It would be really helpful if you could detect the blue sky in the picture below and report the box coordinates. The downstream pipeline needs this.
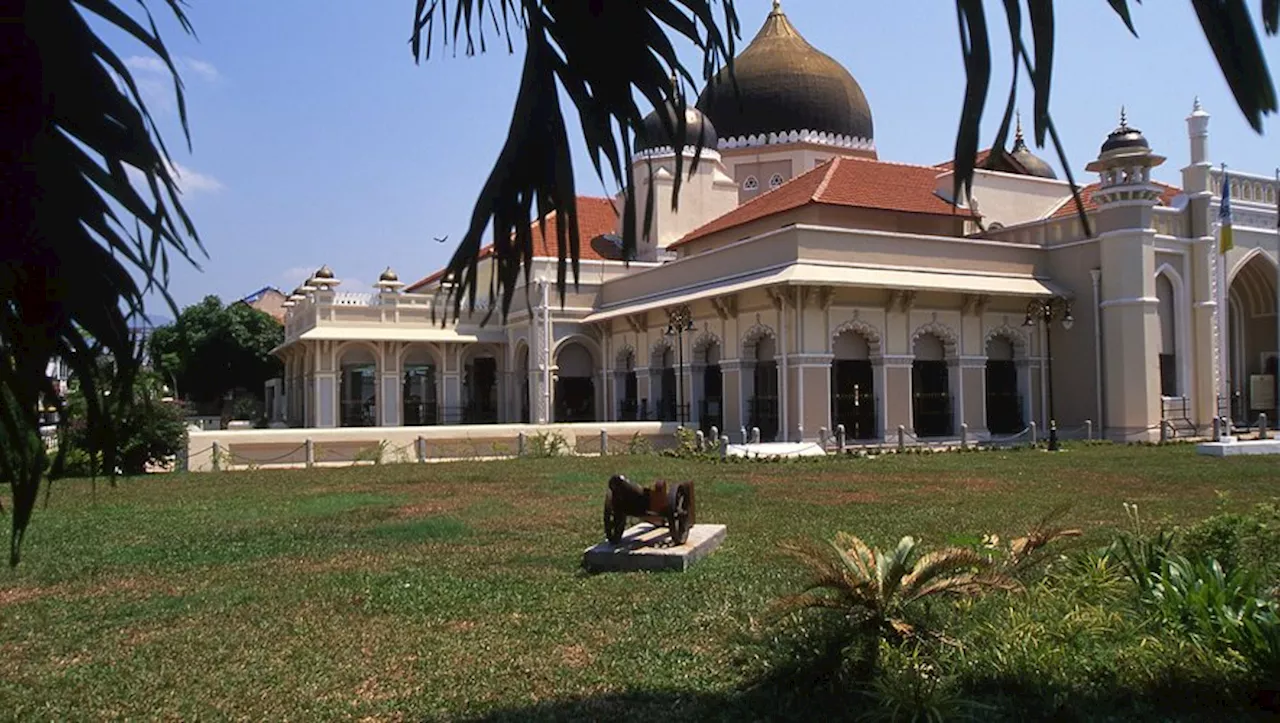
[109,0,1280,312]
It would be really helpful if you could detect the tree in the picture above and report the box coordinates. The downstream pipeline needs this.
[1,1,199,565]
[149,296,284,415]
[412,1,1277,322]
[62,362,188,477]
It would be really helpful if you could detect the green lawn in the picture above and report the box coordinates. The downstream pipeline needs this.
[1,444,1277,721]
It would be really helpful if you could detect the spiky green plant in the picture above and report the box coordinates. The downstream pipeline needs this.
[775,533,1020,643]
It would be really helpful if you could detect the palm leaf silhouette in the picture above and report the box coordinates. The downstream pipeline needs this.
[1,0,201,565]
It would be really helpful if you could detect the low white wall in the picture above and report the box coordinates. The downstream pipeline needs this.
[185,422,682,472]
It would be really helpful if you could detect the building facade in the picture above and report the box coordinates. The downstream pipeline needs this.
[272,3,1280,443]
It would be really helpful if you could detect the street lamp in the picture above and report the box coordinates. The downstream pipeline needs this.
[664,304,695,426]
[1024,296,1074,451]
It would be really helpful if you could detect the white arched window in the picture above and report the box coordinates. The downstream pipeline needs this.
[1156,274,1178,396]
[768,173,785,189]
[742,175,759,191]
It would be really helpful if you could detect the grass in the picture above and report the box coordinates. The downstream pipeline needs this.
[1,443,1278,720]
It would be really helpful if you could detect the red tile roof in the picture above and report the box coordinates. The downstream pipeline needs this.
[406,197,620,292]
[934,149,994,172]
[1048,181,1182,219]
[674,156,976,247]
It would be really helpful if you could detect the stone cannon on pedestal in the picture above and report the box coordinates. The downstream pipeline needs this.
[603,474,696,545]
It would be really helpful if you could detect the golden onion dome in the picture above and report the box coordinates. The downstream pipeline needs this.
[696,1,873,142]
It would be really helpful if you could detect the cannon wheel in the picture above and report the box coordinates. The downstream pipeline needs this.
[667,484,692,545]
[603,488,626,544]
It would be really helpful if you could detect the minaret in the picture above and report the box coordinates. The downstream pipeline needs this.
[1187,97,1210,166]
[1085,109,1166,440]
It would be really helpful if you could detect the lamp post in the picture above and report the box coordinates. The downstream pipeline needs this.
[665,304,695,426]
[1024,296,1074,451]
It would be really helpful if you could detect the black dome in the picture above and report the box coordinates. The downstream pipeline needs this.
[1007,118,1057,179]
[1100,109,1149,155]
[696,2,873,142]
[635,102,718,153]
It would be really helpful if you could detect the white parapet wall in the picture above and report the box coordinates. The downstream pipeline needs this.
[186,422,684,472]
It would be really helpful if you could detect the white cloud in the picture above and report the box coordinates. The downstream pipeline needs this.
[124,55,168,74]
[182,57,221,82]
[167,160,223,194]
[124,55,221,82]
[124,159,224,197]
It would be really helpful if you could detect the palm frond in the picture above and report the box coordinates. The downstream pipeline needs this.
[410,0,739,322]
[1006,505,1083,572]
[900,548,994,601]
[1,0,200,565]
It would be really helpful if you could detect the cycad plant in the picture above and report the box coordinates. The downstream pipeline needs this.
[775,533,1020,645]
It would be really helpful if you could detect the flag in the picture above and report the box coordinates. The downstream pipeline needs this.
[1219,167,1234,254]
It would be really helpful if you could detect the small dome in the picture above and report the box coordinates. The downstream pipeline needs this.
[314,264,335,279]
[1007,115,1057,179]
[1100,108,1149,155]
[696,1,873,142]
[635,101,718,153]
[379,267,399,283]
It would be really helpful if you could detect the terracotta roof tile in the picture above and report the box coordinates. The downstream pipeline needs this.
[1048,181,1182,219]
[675,156,975,247]
[934,149,994,172]
[406,197,620,292]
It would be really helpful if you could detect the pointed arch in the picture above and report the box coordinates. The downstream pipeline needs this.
[692,330,722,365]
[832,317,883,358]
[614,342,637,371]
[911,321,959,359]
[983,324,1029,359]
[741,323,777,358]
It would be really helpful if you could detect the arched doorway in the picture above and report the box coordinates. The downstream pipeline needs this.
[338,344,378,427]
[461,348,499,424]
[555,341,596,422]
[651,343,677,422]
[515,343,530,423]
[985,336,1022,434]
[1228,253,1279,421]
[1156,274,1179,398]
[693,336,723,434]
[615,347,638,421]
[745,329,779,442]
[402,345,440,426]
[832,328,877,439]
[912,334,952,437]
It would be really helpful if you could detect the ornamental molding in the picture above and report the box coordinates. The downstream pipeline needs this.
[717,128,876,152]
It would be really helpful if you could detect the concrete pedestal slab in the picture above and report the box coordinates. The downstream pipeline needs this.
[582,523,726,573]
[1196,439,1280,457]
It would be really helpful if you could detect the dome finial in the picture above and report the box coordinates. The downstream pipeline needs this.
[1119,105,1128,129]
[771,0,782,14]
[1015,110,1024,144]
[1193,96,1202,112]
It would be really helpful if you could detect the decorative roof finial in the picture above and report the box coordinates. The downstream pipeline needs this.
[772,0,782,13]
[1119,106,1128,129]
[1193,96,1202,112]
[1015,110,1024,143]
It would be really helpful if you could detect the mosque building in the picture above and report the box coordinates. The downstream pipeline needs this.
[272,1,1280,444]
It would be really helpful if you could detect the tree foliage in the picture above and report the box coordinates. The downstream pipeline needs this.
[149,296,284,413]
[62,363,188,477]
[411,1,1278,321]
[1,0,200,565]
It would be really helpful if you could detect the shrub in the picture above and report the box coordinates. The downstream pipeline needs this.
[527,430,568,458]
[61,367,188,477]
[1181,503,1280,589]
